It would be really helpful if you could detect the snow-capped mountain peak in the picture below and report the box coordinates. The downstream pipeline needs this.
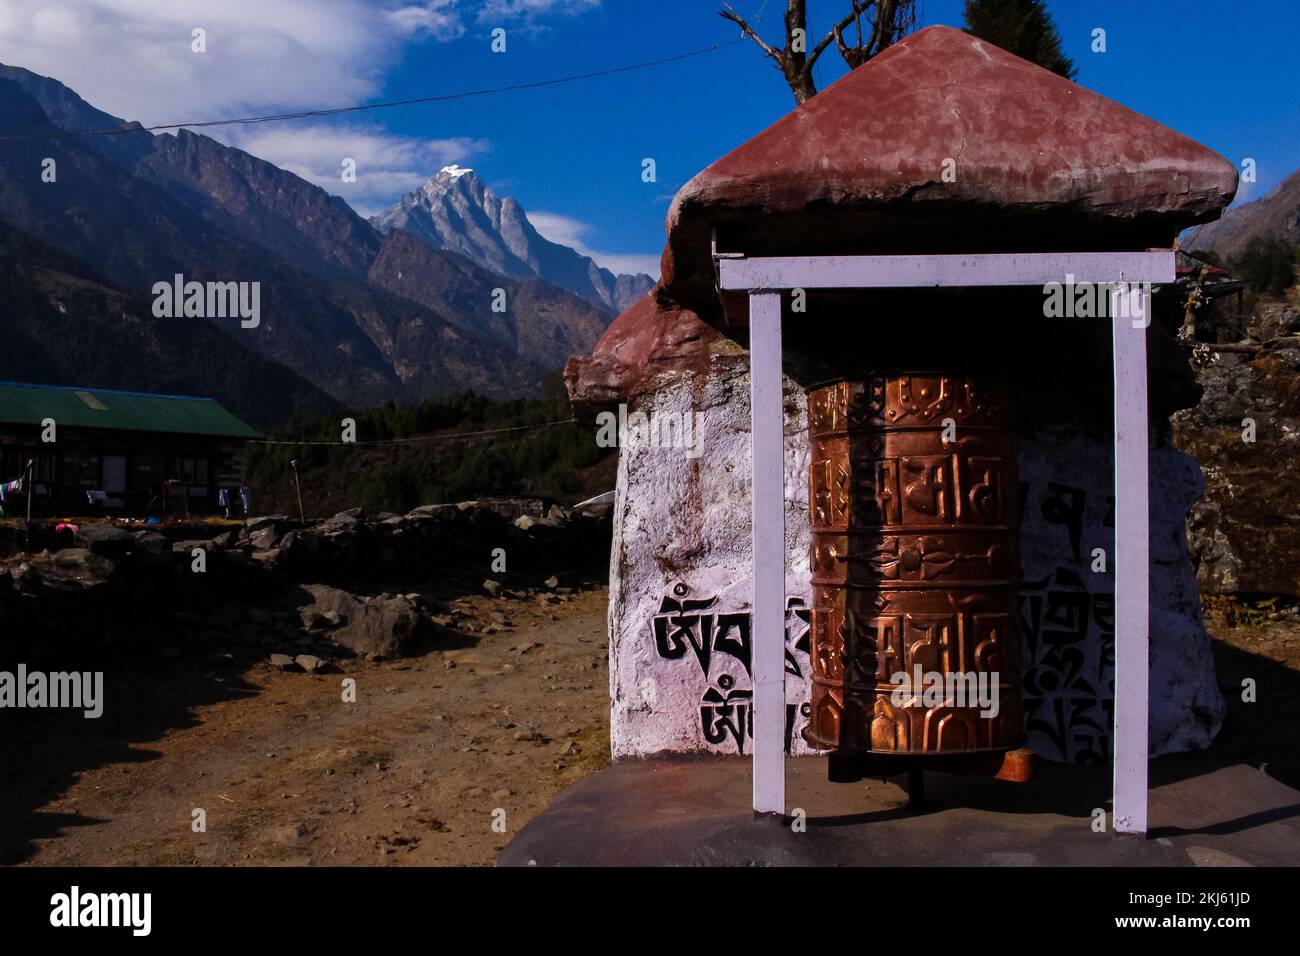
[374,170,653,314]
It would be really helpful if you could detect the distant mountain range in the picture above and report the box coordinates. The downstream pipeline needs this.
[0,63,637,422]
[373,165,652,314]
[1185,167,1300,258]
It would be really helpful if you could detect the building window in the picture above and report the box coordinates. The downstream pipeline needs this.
[0,448,23,481]
[167,457,209,484]
[0,449,52,482]
[101,455,127,494]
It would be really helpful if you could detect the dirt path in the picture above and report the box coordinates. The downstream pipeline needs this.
[10,589,610,867]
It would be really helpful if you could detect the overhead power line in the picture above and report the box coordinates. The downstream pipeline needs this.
[0,38,745,143]
[247,417,579,447]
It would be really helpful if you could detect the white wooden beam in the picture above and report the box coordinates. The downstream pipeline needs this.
[1112,289,1150,835]
[718,251,1174,290]
[748,291,786,817]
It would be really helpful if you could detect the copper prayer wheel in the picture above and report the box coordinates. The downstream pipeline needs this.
[804,373,1025,765]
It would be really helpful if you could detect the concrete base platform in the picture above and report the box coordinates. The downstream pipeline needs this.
[499,754,1300,866]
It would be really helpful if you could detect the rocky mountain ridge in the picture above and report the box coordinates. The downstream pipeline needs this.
[373,165,653,314]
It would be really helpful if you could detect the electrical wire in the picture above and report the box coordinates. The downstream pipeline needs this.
[247,417,579,447]
[0,38,745,142]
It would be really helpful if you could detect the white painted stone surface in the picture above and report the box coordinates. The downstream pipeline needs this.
[607,367,1226,763]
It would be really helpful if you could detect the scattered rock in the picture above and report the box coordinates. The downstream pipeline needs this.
[269,653,298,671]
[264,822,310,846]
[295,654,326,673]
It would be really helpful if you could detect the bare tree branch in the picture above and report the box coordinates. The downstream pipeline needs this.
[720,3,784,65]
[810,0,872,66]
[721,1,915,105]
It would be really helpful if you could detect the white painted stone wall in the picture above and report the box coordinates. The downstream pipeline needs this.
[607,366,1225,763]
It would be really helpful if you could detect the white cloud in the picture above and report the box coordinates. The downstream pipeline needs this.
[221,124,488,218]
[0,1,605,127]
[385,1,464,40]
[476,0,602,22]
[529,211,659,278]
[0,1,499,126]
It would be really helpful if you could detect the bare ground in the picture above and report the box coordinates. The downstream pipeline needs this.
[5,589,1297,867]
[4,588,610,867]
[1205,612,1300,791]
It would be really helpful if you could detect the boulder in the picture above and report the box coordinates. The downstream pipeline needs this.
[131,531,170,555]
[12,562,41,591]
[74,523,133,557]
[250,548,284,571]
[172,539,214,554]
[250,526,280,549]
[297,584,430,659]
[246,515,289,533]
[53,547,116,578]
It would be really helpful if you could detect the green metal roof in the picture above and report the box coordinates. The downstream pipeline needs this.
[0,382,259,438]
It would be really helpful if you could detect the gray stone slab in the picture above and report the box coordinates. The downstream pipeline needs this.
[499,754,1300,867]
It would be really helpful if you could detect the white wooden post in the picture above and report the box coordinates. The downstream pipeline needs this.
[1112,285,1150,835]
[749,291,786,817]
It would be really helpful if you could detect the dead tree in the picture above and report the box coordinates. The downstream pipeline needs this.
[721,1,916,105]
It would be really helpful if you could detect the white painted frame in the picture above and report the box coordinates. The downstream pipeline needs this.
[718,251,1173,835]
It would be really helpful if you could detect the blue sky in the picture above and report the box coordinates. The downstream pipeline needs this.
[0,1,1295,277]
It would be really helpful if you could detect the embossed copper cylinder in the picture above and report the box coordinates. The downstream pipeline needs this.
[804,373,1025,766]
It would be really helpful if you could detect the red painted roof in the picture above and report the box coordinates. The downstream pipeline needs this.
[662,24,1238,318]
